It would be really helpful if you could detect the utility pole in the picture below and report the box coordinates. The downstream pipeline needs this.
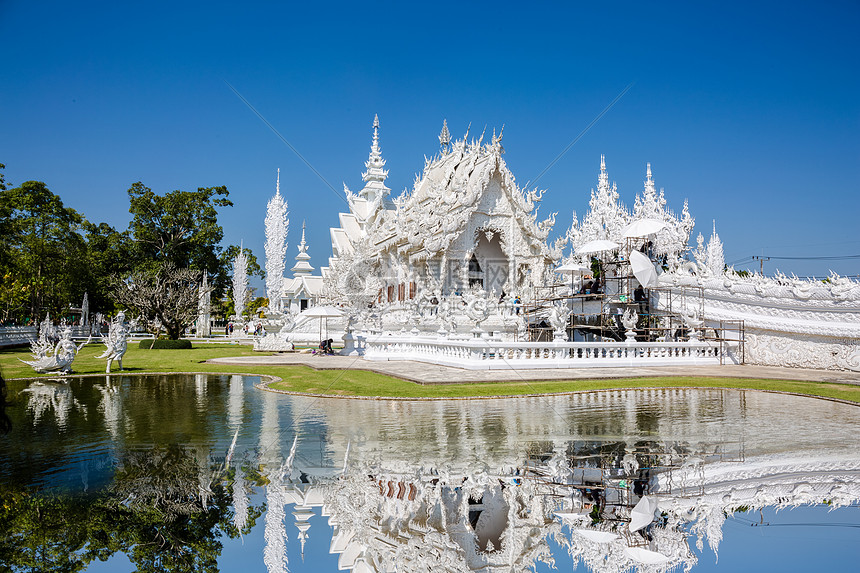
[751,256,770,275]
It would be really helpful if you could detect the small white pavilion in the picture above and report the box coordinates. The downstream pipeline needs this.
[282,222,323,313]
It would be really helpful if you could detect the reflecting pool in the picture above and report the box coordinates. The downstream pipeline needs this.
[1,374,859,572]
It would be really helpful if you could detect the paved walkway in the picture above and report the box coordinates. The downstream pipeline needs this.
[206,353,860,386]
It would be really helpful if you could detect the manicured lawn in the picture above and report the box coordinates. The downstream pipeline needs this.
[2,343,859,403]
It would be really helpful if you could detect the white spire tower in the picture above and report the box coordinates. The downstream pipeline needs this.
[291,221,315,277]
[358,114,390,204]
[232,244,249,319]
[264,169,289,312]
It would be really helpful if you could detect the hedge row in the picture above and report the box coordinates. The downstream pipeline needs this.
[138,339,193,350]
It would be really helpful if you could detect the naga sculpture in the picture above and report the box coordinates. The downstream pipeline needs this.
[21,327,90,374]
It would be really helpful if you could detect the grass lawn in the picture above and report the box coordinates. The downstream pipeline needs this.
[2,343,859,403]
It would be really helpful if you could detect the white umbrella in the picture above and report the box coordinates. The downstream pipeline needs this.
[300,306,344,318]
[622,218,667,238]
[628,495,659,532]
[625,546,670,565]
[629,250,658,288]
[576,239,619,256]
[556,262,591,274]
[554,511,585,521]
[574,528,620,544]
[299,306,344,341]
[556,262,591,294]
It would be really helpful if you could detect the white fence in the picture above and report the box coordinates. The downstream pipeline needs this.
[0,325,96,348]
[363,335,729,370]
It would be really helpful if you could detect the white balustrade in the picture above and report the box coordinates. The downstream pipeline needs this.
[0,326,37,347]
[363,334,724,370]
[0,325,100,348]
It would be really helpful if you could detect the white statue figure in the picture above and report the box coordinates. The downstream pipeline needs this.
[679,305,703,341]
[621,307,638,342]
[548,304,572,341]
[21,327,90,374]
[98,311,130,373]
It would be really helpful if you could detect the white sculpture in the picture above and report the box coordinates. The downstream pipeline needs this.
[21,327,89,374]
[264,169,289,312]
[232,246,249,320]
[97,311,131,373]
[548,304,572,341]
[28,314,58,362]
[621,307,638,342]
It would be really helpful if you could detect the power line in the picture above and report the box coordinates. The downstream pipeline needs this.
[729,254,860,264]
[223,79,348,207]
[529,82,634,187]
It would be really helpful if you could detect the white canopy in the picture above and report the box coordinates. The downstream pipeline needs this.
[623,218,667,238]
[299,306,344,341]
[556,262,591,275]
[576,239,619,256]
[628,495,659,532]
[300,306,344,318]
[624,546,670,565]
[629,250,659,288]
[574,528,620,544]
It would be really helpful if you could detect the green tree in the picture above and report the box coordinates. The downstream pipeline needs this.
[0,181,88,323]
[126,182,232,274]
[83,222,134,316]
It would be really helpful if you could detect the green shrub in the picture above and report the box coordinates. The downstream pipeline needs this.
[138,339,193,350]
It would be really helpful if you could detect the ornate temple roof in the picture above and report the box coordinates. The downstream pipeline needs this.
[333,119,559,266]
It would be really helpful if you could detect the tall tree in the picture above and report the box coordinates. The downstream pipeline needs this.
[126,182,232,274]
[83,222,134,316]
[0,181,88,322]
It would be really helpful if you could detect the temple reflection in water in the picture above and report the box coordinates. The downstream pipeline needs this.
[2,374,859,572]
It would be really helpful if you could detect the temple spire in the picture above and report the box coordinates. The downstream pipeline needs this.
[276,168,280,197]
[598,154,609,191]
[291,221,314,277]
[359,114,390,204]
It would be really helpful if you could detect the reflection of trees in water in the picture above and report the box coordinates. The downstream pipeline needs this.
[0,444,263,573]
[0,373,11,435]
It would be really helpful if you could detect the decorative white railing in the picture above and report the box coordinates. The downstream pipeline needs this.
[0,326,37,347]
[363,335,727,370]
[0,325,100,347]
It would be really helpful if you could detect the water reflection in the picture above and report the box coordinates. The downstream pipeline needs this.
[1,374,859,572]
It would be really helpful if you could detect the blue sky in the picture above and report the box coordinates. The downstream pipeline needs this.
[2,0,858,280]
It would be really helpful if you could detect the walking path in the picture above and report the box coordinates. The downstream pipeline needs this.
[207,353,860,386]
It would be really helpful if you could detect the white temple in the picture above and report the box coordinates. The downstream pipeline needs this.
[259,116,859,371]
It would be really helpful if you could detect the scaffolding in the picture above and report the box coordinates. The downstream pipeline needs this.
[524,254,744,363]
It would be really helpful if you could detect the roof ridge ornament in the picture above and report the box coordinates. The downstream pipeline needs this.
[439,119,451,154]
[492,124,505,154]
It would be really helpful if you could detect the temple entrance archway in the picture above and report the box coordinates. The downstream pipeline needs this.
[472,232,509,295]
